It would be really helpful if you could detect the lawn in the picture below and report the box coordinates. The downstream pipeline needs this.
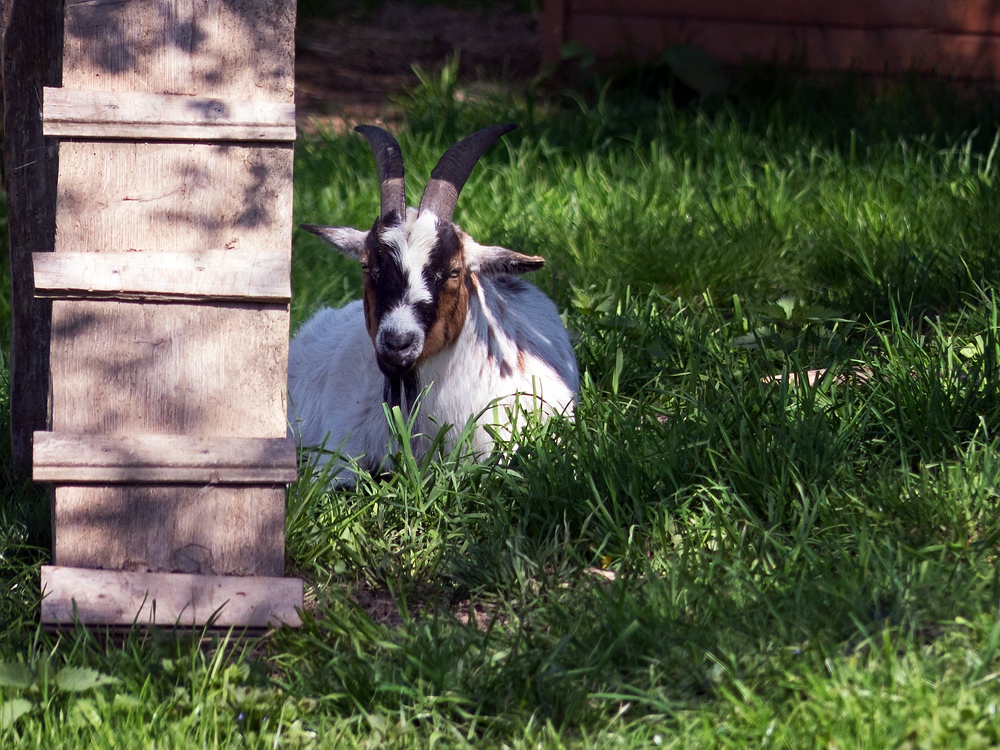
[2,61,1000,747]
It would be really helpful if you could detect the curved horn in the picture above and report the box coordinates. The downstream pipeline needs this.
[355,125,407,220]
[418,124,516,224]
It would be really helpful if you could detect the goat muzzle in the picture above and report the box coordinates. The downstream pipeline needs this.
[375,328,421,377]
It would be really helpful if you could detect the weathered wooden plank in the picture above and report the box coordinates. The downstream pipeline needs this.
[62,0,295,101]
[563,16,1000,78]
[34,432,297,484]
[41,566,302,627]
[2,0,63,473]
[54,141,293,255]
[33,250,291,303]
[53,485,288,576]
[43,87,296,141]
[49,301,290,438]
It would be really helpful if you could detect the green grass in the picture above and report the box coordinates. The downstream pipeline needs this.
[4,65,1000,747]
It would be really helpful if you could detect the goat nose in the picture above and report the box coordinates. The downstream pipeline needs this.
[382,328,418,353]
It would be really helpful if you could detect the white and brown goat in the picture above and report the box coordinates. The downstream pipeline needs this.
[288,124,578,482]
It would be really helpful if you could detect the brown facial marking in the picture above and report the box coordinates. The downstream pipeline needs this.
[419,266,469,361]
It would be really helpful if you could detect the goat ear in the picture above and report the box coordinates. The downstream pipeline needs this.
[464,238,546,276]
[301,224,367,259]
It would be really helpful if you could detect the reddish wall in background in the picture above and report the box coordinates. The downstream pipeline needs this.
[541,0,1000,79]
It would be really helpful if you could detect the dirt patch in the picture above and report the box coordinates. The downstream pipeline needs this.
[351,585,499,630]
[295,3,539,129]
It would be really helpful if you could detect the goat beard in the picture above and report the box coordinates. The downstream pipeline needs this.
[383,371,420,417]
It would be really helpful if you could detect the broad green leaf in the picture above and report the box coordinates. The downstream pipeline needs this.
[775,295,798,320]
[54,666,117,693]
[0,698,32,729]
[0,662,33,689]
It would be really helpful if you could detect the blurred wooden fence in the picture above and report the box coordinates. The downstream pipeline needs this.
[542,0,1000,79]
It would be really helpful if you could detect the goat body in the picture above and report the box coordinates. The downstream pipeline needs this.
[288,126,578,482]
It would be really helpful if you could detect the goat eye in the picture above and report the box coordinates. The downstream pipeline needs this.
[449,268,461,279]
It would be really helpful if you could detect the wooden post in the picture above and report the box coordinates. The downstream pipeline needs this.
[2,0,63,474]
[18,0,302,628]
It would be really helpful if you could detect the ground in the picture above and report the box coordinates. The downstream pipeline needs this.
[294,2,539,128]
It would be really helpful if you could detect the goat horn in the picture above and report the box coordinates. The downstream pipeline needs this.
[418,124,516,224]
[355,125,407,221]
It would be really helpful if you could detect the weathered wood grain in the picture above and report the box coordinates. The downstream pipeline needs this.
[49,301,289,438]
[54,141,293,255]
[34,432,297,484]
[62,0,295,102]
[2,0,63,473]
[41,566,302,627]
[52,485,287,576]
[43,87,296,141]
[34,250,291,303]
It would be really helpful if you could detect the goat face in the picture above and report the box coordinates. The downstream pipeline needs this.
[357,208,466,378]
[303,125,544,394]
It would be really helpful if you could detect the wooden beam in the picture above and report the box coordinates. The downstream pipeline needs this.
[33,250,291,303]
[54,141,293,256]
[43,88,296,141]
[53,484,287,576]
[2,0,63,473]
[34,432,299,484]
[40,566,303,627]
[48,302,290,438]
[60,1,296,102]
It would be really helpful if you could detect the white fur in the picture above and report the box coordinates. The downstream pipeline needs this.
[398,211,438,305]
[286,301,390,475]
[417,276,578,454]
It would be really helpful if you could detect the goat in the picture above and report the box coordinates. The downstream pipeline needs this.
[288,124,578,483]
